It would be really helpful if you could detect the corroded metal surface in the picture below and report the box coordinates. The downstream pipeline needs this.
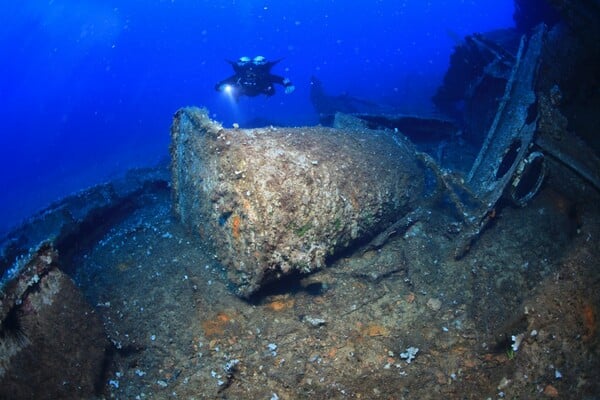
[0,243,107,399]
[466,24,544,196]
[170,107,424,297]
[0,167,169,278]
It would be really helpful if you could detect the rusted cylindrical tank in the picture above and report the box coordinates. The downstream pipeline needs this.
[170,108,424,297]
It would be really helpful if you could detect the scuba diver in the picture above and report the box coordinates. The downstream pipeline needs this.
[215,56,295,100]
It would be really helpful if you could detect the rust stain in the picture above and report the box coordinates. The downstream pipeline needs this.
[327,347,338,358]
[451,346,469,355]
[582,303,596,342]
[543,384,559,397]
[361,324,390,337]
[201,312,233,338]
[231,215,241,239]
[266,298,295,311]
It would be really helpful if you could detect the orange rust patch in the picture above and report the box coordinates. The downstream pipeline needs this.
[543,384,559,397]
[463,358,478,368]
[231,215,241,239]
[266,298,295,311]
[327,347,338,358]
[582,303,596,341]
[362,324,390,337]
[217,313,231,322]
[451,346,469,355]
[201,312,233,338]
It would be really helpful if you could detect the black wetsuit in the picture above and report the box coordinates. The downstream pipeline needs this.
[216,59,294,100]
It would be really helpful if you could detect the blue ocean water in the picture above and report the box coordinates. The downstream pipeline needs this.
[0,0,514,235]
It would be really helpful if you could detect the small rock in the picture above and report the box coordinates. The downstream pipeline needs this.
[156,380,168,388]
[303,316,326,327]
[497,376,510,390]
[400,346,419,363]
[426,298,442,311]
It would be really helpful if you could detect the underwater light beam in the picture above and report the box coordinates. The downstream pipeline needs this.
[220,84,241,121]
[221,84,240,108]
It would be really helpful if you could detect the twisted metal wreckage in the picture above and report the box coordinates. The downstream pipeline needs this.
[344,23,600,259]
[431,23,599,258]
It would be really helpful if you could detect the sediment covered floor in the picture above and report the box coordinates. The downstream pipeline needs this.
[68,170,600,399]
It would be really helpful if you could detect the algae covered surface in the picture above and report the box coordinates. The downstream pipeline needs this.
[170,107,424,298]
